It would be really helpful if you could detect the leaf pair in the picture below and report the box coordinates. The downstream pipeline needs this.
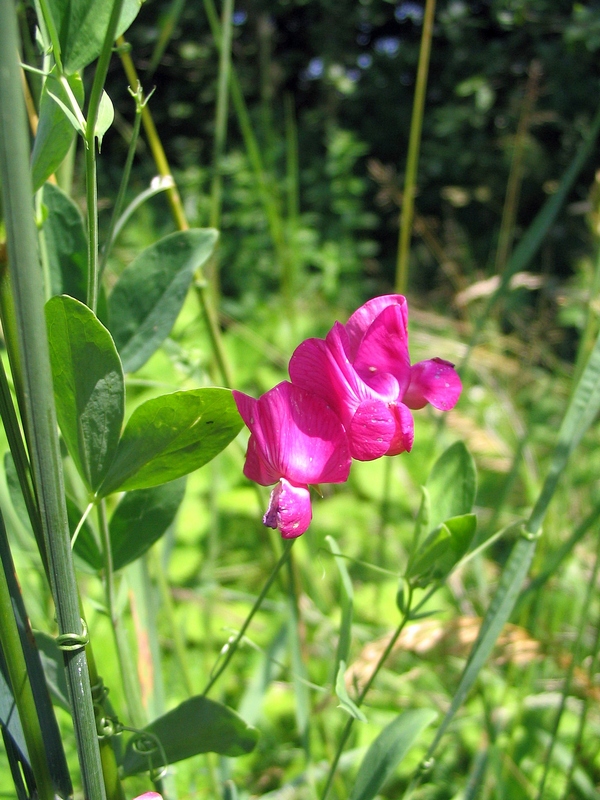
[45,295,242,498]
[406,442,477,587]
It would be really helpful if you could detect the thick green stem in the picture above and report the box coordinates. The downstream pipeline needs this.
[202,539,295,696]
[395,0,436,294]
[0,4,106,796]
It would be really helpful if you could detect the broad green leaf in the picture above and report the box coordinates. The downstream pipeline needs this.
[98,388,242,496]
[31,70,84,191]
[121,695,259,775]
[335,661,367,723]
[45,295,124,491]
[326,535,353,672]
[41,183,87,301]
[95,90,114,149]
[426,442,476,532]
[45,0,142,74]
[108,229,218,373]
[349,709,437,800]
[110,478,186,570]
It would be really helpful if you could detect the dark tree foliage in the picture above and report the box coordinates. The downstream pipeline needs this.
[102,0,600,307]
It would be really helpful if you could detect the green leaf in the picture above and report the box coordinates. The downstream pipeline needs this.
[33,632,71,713]
[407,525,451,583]
[45,295,124,491]
[408,515,477,587]
[426,442,476,532]
[46,0,142,74]
[349,709,437,800]
[335,661,367,723]
[31,70,84,191]
[108,229,218,373]
[121,695,259,775]
[99,388,242,496]
[110,478,186,570]
[326,535,353,673]
[41,183,87,301]
[95,90,114,149]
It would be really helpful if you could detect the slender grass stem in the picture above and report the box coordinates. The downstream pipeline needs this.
[0,5,106,795]
[395,0,436,294]
[320,585,416,800]
[210,0,233,232]
[99,85,145,278]
[535,527,600,799]
[202,539,295,697]
[98,499,145,729]
[116,38,235,387]
[0,512,54,800]
[85,0,126,312]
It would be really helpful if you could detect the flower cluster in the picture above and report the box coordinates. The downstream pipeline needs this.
[233,295,461,538]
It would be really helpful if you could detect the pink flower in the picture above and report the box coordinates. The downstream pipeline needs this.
[289,294,461,461]
[133,794,162,800]
[233,382,351,538]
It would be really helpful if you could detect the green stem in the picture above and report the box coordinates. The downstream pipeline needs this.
[395,0,436,294]
[0,353,47,570]
[98,499,145,729]
[210,0,233,231]
[98,85,144,279]
[151,546,195,696]
[116,39,234,388]
[203,0,291,301]
[36,0,63,73]
[0,511,54,800]
[320,585,415,800]
[202,539,295,696]
[0,5,106,796]
[85,0,126,312]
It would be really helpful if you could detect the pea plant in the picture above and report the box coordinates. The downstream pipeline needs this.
[1,1,600,799]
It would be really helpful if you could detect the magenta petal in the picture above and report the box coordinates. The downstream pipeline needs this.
[386,402,415,455]
[242,435,280,486]
[263,479,312,538]
[352,304,411,396]
[289,338,341,411]
[257,382,351,485]
[403,358,462,411]
[348,399,396,461]
[345,294,408,359]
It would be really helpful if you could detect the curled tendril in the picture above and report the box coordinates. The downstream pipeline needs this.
[56,619,89,651]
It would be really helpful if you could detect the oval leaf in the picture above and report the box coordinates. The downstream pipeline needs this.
[426,441,476,532]
[110,478,186,570]
[46,0,142,74]
[41,183,88,301]
[95,90,114,149]
[45,295,125,491]
[108,229,218,373]
[349,709,437,800]
[121,695,258,776]
[31,70,84,191]
[98,388,242,496]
